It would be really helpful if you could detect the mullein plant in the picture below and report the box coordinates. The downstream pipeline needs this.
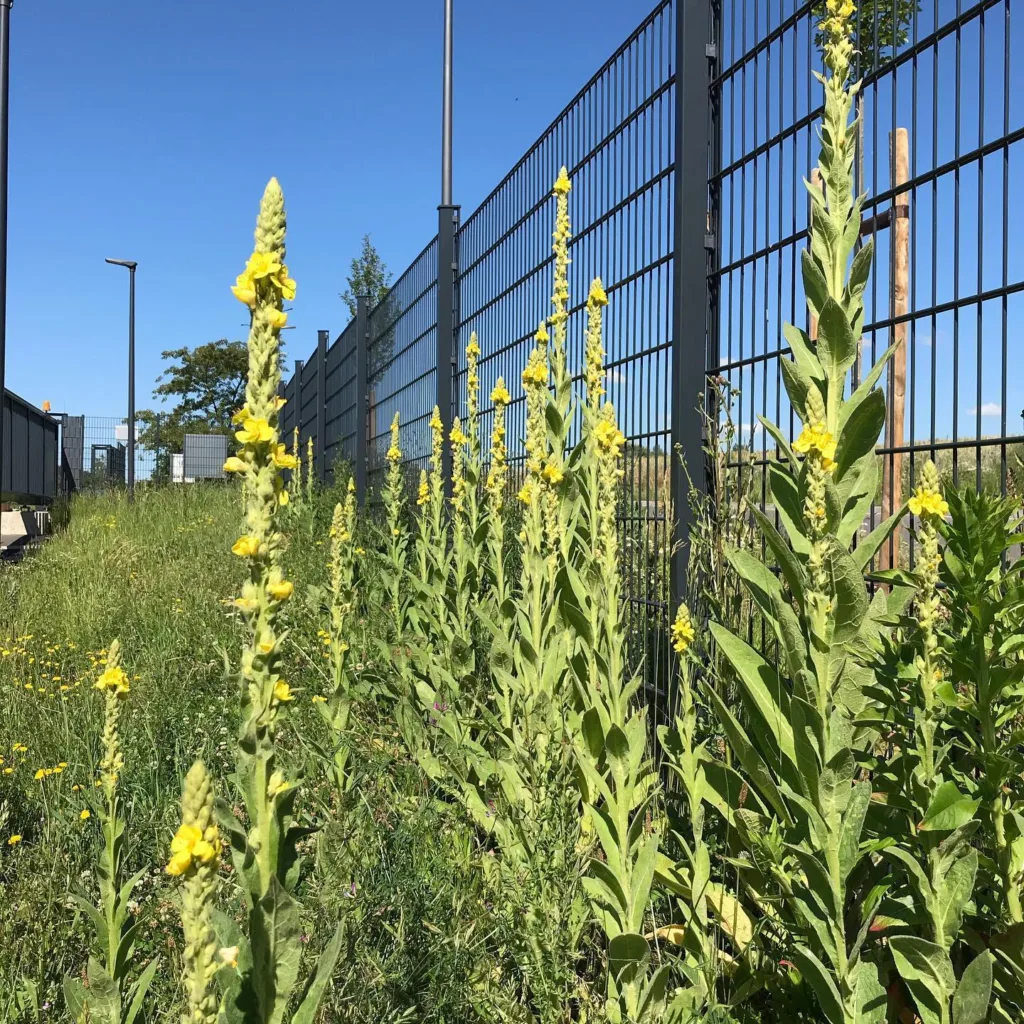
[567,278,668,1021]
[305,436,315,501]
[167,761,221,1024]
[380,412,410,635]
[657,609,727,1019]
[869,461,994,1024]
[217,178,343,1024]
[64,641,159,1024]
[483,376,512,614]
[290,427,301,502]
[668,3,938,1021]
[314,480,362,796]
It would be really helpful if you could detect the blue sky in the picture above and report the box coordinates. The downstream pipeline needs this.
[4,0,649,416]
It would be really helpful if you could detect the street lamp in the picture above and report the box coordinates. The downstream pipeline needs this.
[105,258,137,496]
[0,0,12,504]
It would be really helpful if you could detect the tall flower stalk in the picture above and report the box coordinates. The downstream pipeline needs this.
[380,412,409,635]
[316,480,361,795]
[168,761,221,1024]
[64,641,158,1024]
[218,177,342,1022]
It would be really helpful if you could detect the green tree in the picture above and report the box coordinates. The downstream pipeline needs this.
[340,234,392,319]
[137,340,248,480]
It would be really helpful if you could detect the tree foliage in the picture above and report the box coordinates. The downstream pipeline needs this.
[340,234,392,320]
[137,340,248,469]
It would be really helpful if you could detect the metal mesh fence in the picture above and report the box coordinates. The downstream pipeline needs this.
[712,0,1024,568]
[268,0,1023,709]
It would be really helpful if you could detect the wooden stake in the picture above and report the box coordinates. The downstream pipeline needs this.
[881,127,910,569]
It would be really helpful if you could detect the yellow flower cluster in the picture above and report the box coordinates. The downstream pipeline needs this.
[450,420,468,447]
[386,412,402,464]
[671,605,696,654]
[594,417,626,460]
[94,665,130,697]
[491,382,511,407]
[584,278,609,408]
[908,465,949,521]
[485,377,509,513]
[231,250,296,313]
[166,822,219,877]
[820,0,856,75]
[417,470,430,507]
[793,420,837,473]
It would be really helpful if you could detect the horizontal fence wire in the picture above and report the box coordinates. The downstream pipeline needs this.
[713,0,1023,578]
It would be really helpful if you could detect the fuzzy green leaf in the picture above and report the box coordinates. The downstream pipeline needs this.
[816,296,858,384]
[291,922,345,1024]
[835,388,885,481]
[790,945,846,1024]
[953,952,993,1024]
[920,782,981,833]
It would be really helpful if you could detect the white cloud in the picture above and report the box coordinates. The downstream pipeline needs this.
[966,402,1002,418]
[607,368,626,385]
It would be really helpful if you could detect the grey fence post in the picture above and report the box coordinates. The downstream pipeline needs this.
[355,295,369,501]
[670,0,715,611]
[316,329,328,482]
[436,204,460,491]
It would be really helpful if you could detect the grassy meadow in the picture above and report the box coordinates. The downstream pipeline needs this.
[0,483,486,1022]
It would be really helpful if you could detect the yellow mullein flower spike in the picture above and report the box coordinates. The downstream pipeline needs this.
[671,605,696,655]
[169,761,220,1024]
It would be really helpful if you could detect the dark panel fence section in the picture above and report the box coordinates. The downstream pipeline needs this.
[1,390,58,505]
[273,0,1021,715]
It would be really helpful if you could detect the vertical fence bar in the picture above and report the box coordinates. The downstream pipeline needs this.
[436,204,460,489]
[670,0,714,609]
[316,329,328,482]
[355,295,369,501]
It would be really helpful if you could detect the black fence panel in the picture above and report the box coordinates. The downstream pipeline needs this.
[366,236,439,489]
[324,319,359,481]
[1,390,58,505]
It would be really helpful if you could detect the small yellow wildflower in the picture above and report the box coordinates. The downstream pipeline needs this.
[466,336,482,358]
[273,445,298,470]
[542,463,564,485]
[276,265,296,300]
[236,417,274,445]
[311,695,327,704]
[34,769,46,781]
[416,471,429,507]
[450,422,468,446]
[246,251,281,281]
[7,835,22,846]
[267,580,294,601]
[223,456,247,473]
[490,382,512,406]
[231,536,261,558]
[231,274,256,307]
[166,823,218,877]
[273,681,294,703]
[553,166,572,195]
[671,605,696,654]
[266,307,288,330]
[517,482,535,505]
[589,279,609,306]
[80,809,91,821]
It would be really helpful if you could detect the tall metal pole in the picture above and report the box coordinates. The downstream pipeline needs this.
[127,263,135,495]
[441,0,453,206]
[106,258,138,496]
[0,0,12,504]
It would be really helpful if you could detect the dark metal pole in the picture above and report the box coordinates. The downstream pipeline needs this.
[354,295,369,501]
[0,0,11,504]
[127,263,136,496]
[669,0,714,609]
[441,0,453,207]
[436,205,459,494]
[316,328,328,483]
